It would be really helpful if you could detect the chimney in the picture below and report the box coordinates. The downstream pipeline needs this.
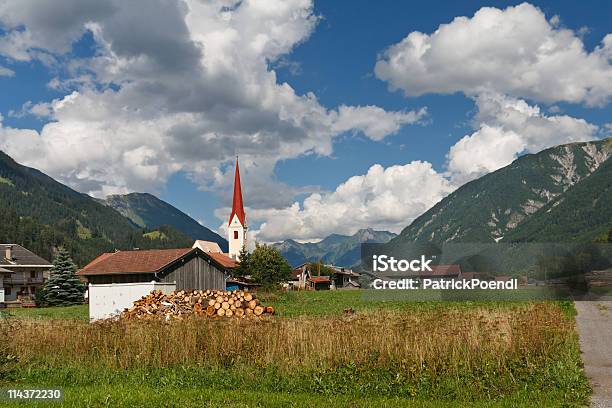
[5,245,13,261]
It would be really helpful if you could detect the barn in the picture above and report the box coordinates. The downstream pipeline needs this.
[77,246,236,320]
[78,247,236,289]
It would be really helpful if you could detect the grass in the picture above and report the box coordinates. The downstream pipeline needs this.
[0,176,14,186]
[0,291,590,407]
[143,230,168,240]
[0,290,531,321]
[1,305,88,321]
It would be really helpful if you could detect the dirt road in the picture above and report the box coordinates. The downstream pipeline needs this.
[575,301,612,408]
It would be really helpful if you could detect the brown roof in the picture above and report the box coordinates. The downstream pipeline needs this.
[78,247,237,276]
[461,272,490,280]
[419,264,461,277]
[308,276,331,283]
[78,248,193,276]
[1,244,51,266]
[208,252,237,269]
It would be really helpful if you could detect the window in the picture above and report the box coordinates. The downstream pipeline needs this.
[234,231,239,239]
[30,271,37,279]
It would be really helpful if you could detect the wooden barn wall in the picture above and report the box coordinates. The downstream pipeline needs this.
[160,256,226,291]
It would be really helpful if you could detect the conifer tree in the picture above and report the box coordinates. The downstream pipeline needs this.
[41,248,85,306]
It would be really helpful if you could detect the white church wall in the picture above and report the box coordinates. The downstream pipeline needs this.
[228,214,247,260]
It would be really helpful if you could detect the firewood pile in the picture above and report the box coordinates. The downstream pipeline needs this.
[120,289,274,321]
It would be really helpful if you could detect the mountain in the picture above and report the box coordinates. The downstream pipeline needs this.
[0,151,194,266]
[103,193,227,252]
[390,138,612,246]
[273,228,396,267]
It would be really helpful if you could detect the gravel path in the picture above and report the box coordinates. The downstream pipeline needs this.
[575,301,612,408]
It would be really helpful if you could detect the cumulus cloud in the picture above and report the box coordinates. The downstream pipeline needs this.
[0,64,14,76]
[375,3,612,106]
[240,161,454,242]
[447,93,598,183]
[0,0,424,202]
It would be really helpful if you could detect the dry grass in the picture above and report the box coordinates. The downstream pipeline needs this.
[6,302,571,376]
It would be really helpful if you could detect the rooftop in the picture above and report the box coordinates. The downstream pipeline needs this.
[0,244,51,267]
[78,247,236,276]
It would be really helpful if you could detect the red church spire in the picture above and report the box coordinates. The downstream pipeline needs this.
[228,157,246,226]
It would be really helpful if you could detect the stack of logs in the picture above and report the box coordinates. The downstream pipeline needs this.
[120,289,274,320]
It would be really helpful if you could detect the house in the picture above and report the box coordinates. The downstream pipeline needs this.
[460,272,492,281]
[288,263,309,290]
[78,246,237,320]
[193,240,223,254]
[308,276,332,290]
[1,244,52,303]
[328,265,361,289]
[287,263,339,291]
[418,264,462,280]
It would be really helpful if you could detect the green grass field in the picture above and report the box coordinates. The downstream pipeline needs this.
[1,290,548,321]
[1,304,88,321]
[0,291,590,407]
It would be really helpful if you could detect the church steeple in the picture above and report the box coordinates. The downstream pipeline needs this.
[228,157,246,227]
[228,157,247,260]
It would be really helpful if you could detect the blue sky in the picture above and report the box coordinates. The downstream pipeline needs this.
[0,0,611,242]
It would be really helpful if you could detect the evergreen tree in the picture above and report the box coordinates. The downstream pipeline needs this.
[249,243,291,286]
[41,248,85,306]
[233,245,251,278]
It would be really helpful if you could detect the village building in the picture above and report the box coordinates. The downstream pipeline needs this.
[419,264,462,281]
[328,265,361,289]
[0,244,52,304]
[192,240,223,254]
[308,275,332,290]
[77,247,235,288]
[288,263,360,291]
[78,245,236,320]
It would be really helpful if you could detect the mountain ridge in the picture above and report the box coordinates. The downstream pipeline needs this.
[0,151,197,266]
[390,138,612,246]
[273,228,396,267]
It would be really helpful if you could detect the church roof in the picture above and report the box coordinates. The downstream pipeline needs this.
[229,157,246,226]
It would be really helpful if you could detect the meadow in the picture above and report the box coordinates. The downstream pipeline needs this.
[0,291,590,407]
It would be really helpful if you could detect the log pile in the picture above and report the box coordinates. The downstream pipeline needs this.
[120,289,274,321]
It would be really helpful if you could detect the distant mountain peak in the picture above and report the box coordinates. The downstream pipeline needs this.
[273,228,396,267]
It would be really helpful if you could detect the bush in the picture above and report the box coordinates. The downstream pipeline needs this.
[243,244,291,286]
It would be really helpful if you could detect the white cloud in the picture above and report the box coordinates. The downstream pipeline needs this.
[447,93,598,184]
[0,0,423,203]
[331,105,427,141]
[375,3,612,106]
[0,64,14,76]
[242,161,453,242]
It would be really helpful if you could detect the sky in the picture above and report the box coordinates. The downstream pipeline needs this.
[0,0,611,243]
